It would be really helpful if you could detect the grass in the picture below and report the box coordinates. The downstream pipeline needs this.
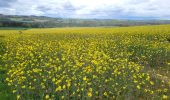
[0,27,30,30]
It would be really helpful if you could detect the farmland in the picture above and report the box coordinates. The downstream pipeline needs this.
[0,25,170,99]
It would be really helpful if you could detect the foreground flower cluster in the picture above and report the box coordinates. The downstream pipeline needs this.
[1,25,170,99]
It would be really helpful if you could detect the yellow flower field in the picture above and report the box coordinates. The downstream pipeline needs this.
[0,25,170,99]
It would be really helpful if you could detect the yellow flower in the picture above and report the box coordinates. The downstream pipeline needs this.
[17,95,21,100]
[45,94,50,99]
[61,96,64,99]
[22,85,26,89]
[104,92,108,96]
[83,76,87,81]
[162,95,168,99]
[85,66,92,72]
[56,86,62,91]
[150,91,154,94]
[137,85,140,89]
[87,92,92,97]
[63,85,66,89]
[91,60,98,65]
[95,91,98,95]
[12,90,17,93]
[150,81,154,85]
[89,88,93,92]
[52,78,55,82]
[164,88,168,92]
[67,82,71,87]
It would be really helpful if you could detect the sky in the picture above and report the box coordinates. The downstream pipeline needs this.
[0,0,170,19]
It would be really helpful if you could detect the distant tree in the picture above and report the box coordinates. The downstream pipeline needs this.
[0,23,2,27]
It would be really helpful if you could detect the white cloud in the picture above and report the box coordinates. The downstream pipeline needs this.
[0,0,170,19]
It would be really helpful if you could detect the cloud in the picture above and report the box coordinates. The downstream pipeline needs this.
[36,1,77,17]
[0,0,17,7]
[0,0,170,19]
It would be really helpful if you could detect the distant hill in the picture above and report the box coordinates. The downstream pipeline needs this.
[0,14,170,28]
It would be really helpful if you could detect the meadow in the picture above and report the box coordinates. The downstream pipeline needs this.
[0,25,170,100]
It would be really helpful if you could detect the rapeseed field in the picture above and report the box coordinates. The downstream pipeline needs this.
[0,25,170,100]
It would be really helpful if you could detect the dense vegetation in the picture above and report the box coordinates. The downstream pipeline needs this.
[0,25,170,99]
[1,14,170,28]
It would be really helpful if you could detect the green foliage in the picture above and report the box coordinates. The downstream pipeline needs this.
[1,14,170,28]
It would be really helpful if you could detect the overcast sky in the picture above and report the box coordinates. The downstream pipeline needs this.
[0,0,170,19]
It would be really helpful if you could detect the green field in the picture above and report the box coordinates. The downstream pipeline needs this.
[0,25,170,100]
